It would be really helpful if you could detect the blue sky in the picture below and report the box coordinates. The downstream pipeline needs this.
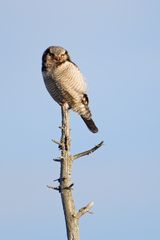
[0,0,160,239]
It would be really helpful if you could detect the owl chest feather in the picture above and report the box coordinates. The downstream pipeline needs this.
[44,61,87,105]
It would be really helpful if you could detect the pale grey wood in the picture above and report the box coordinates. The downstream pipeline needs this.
[53,103,103,240]
[60,103,80,240]
[72,141,104,161]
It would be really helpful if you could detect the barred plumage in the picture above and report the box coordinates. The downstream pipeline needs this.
[42,46,98,133]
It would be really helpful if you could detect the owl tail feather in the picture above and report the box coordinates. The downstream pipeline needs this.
[81,116,98,133]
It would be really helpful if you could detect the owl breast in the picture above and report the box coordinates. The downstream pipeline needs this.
[43,61,87,107]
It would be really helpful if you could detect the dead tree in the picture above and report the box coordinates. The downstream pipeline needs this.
[48,103,103,240]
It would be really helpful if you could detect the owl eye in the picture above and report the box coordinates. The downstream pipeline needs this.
[61,53,66,57]
[49,52,55,57]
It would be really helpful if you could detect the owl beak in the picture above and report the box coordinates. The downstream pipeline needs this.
[55,56,60,61]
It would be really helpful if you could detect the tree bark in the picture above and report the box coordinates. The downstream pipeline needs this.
[60,103,80,240]
[49,103,103,240]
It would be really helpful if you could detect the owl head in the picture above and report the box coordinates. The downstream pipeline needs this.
[42,46,71,71]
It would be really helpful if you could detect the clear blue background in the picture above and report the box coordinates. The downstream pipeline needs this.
[0,0,160,239]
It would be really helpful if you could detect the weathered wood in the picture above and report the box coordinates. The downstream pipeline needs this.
[52,103,103,240]
[60,103,80,240]
[72,141,104,161]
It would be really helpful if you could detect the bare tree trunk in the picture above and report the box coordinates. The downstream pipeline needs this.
[48,103,103,240]
[60,103,80,240]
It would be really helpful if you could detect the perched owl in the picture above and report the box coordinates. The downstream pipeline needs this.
[42,46,98,133]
